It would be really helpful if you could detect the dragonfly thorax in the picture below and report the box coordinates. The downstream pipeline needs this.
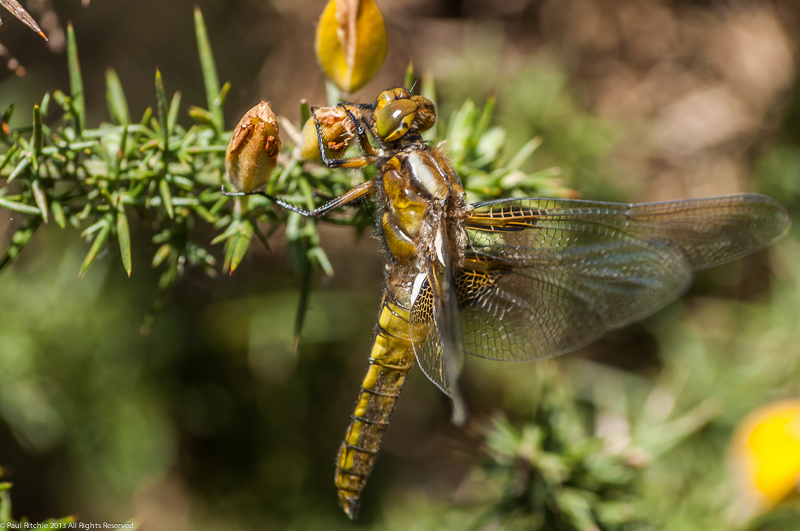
[378,145,467,274]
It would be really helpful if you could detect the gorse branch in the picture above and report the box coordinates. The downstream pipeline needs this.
[0,9,572,333]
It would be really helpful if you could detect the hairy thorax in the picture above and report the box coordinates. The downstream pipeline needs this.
[376,145,470,306]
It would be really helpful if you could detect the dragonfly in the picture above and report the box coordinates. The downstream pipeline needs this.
[266,87,791,519]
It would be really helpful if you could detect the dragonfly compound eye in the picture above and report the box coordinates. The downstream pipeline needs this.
[375,98,418,142]
[411,95,436,134]
[376,87,411,108]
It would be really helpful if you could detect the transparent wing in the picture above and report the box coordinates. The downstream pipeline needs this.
[409,276,450,391]
[409,218,468,424]
[466,194,789,270]
[460,194,790,361]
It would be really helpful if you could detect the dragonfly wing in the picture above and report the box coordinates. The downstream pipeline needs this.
[410,216,468,424]
[467,194,789,270]
[409,274,451,391]
[458,241,691,361]
[460,194,790,362]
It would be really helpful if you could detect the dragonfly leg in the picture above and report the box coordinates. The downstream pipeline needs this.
[337,103,380,154]
[221,187,268,198]
[266,179,375,218]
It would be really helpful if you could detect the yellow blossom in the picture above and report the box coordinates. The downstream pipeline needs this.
[730,399,800,520]
[315,0,388,93]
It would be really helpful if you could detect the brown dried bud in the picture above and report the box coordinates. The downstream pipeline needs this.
[225,101,281,193]
[300,107,356,162]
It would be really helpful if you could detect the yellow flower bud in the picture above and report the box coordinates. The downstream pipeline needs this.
[729,399,800,521]
[300,107,356,162]
[225,102,281,193]
[315,0,388,93]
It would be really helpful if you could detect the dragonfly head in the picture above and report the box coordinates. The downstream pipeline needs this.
[373,87,435,143]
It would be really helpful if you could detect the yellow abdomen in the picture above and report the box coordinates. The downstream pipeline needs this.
[334,283,414,518]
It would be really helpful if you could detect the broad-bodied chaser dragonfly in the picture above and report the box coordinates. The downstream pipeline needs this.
[267,87,790,518]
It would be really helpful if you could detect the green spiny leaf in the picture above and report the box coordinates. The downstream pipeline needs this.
[214,82,230,117]
[52,90,69,113]
[473,126,506,168]
[285,212,303,244]
[222,233,236,273]
[158,251,180,290]
[117,206,132,276]
[293,254,312,352]
[300,99,311,127]
[66,23,85,133]
[128,107,152,161]
[40,92,51,116]
[113,125,128,179]
[297,176,315,211]
[155,69,169,148]
[80,215,112,277]
[508,136,543,172]
[32,104,43,169]
[475,91,496,141]
[636,397,722,459]
[31,180,48,223]
[159,178,174,220]
[447,99,477,164]
[0,217,42,273]
[0,196,39,215]
[193,204,216,224]
[421,70,437,106]
[0,145,19,174]
[309,246,333,277]
[51,200,66,229]
[188,106,216,127]
[229,219,254,274]
[554,488,598,531]
[194,7,223,133]
[167,92,182,136]
[210,219,241,246]
[1,103,13,122]
[251,219,272,251]
[405,59,415,93]
[152,244,172,268]
[189,106,214,127]
[105,68,131,125]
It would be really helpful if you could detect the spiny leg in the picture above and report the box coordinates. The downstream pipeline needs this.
[261,105,379,217]
[222,187,269,197]
[266,179,376,218]
[337,103,382,154]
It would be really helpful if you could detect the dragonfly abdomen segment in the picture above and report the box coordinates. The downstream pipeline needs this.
[335,291,414,519]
